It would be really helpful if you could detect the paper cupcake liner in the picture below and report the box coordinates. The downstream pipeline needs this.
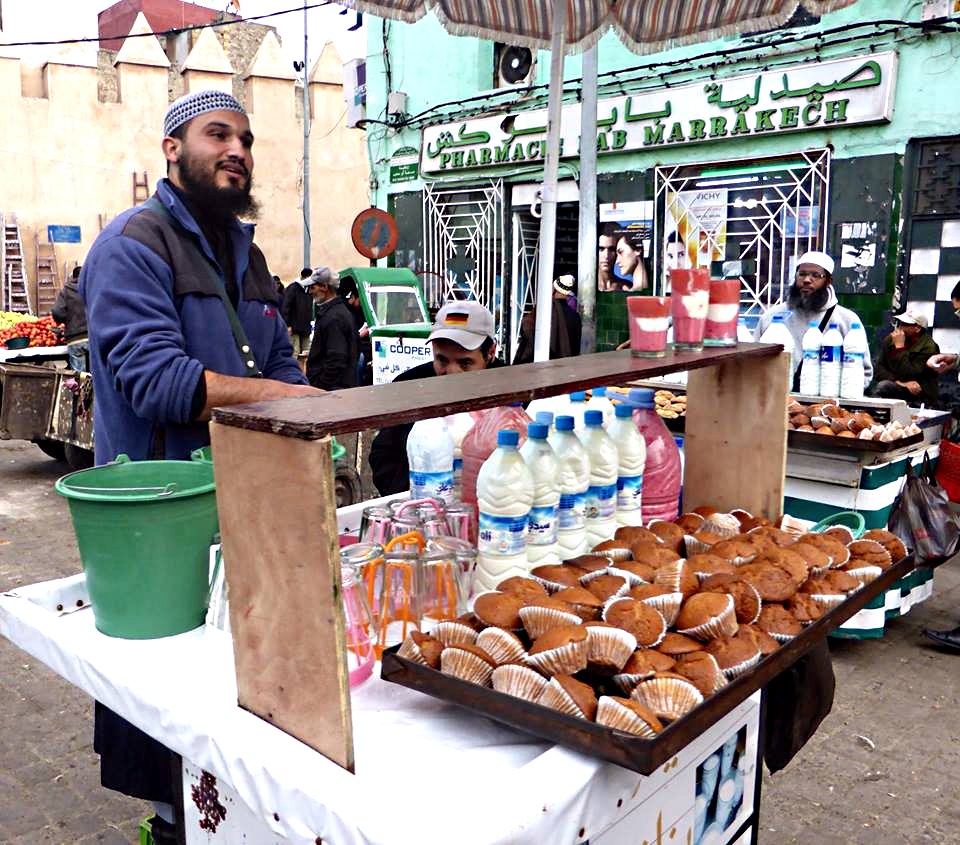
[769,630,798,643]
[737,583,763,626]
[683,535,714,556]
[519,605,583,640]
[730,553,757,567]
[431,620,479,647]
[476,627,527,665]
[809,563,832,578]
[398,635,428,665]
[592,546,632,562]
[525,637,589,677]
[718,651,761,679]
[586,626,637,670]
[606,566,647,588]
[492,664,547,703]
[578,567,615,585]
[828,546,852,568]
[631,676,703,721]
[596,696,659,737]
[530,575,570,594]
[844,565,882,586]
[538,677,591,719]
[638,592,684,627]
[676,596,737,642]
[810,593,846,610]
[612,671,653,695]
[653,560,689,593]
[701,514,741,539]
[440,648,494,686]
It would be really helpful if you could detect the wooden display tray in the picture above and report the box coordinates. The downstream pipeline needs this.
[787,430,923,454]
[382,555,915,775]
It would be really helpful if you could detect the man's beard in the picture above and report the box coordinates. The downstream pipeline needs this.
[178,149,260,223]
[787,282,830,313]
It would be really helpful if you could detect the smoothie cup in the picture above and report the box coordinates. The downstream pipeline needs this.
[670,268,710,351]
[704,279,741,347]
[627,296,671,357]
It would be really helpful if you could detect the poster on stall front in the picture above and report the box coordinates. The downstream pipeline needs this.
[598,201,654,293]
[664,189,728,288]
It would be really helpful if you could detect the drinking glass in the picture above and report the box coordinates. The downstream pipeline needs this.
[342,542,385,629]
[704,280,741,347]
[671,268,710,351]
[626,296,671,357]
[340,563,376,688]
[359,505,393,545]
[419,546,468,630]
[377,547,422,656]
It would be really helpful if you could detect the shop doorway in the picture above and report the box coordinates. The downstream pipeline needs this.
[654,148,831,321]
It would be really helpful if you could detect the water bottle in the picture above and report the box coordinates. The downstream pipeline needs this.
[628,389,681,523]
[551,415,590,559]
[578,410,619,546]
[407,417,455,504]
[798,320,822,396]
[567,391,588,431]
[840,321,867,399]
[607,402,646,526]
[475,429,535,593]
[460,404,529,505]
[586,387,616,427]
[446,412,477,501]
[519,422,561,567]
[818,321,844,398]
[759,313,797,373]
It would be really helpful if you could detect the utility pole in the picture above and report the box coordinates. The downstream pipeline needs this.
[302,0,311,268]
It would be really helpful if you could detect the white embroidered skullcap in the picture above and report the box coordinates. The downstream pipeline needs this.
[163,90,246,137]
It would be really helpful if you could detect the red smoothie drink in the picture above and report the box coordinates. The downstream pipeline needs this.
[627,296,670,357]
[704,279,741,346]
[670,268,710,351]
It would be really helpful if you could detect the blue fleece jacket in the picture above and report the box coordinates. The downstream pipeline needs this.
[80,179,305,463]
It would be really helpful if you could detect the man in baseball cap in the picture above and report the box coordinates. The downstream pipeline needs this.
[754,250,872,392]
[870,308,941,406]
[369,299,501,494]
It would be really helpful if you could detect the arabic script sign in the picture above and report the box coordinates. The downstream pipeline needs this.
[420,52,897,174]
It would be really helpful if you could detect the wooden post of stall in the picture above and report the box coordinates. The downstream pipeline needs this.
[208,422,354,771]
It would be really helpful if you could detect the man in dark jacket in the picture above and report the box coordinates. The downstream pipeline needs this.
[306,266,359,390]
[513,274,581,363]
[369,300,502,495]
[870,310,941,407]
[52,265,89,371]
[281,267,315,356]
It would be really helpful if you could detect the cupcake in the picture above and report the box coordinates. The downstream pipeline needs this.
[861,529,907,563]
[398,631,444,669]
[840,561,883,586]
[565,555,612,577]
[630,540,669,565]
[847,540,893,570]
[538,674,598,720]
[596,696,663,736]
[496,576,549,602]
[628,583,684,626]
[687,552,738,581]
[631,672,704,721]
[748,525,796,547]
[656,632,704,657]
[476,627,527,664]
[739,623,780,656]
[440,643,497,685]
[756,604,803,641]
[654,559,700,599]
[553,586,605,620]
[797,533,849,567]
[431,618,480,647]
[823,569,861,593]
[701,512,742,539]
[526,625,590,676]
[592,539,633,562]
[612,649,676,693]
[685,530,726,556]
[702,576,763,625]
[799,577,846,610]
[473,591,524,631]
[736,562,798,602]
[615,560,658,585]
[675,593,738,641]
[602,598,668,647]
[531,564,584,592]
[584,622,638,671]
[614,525,661,545]
[822,525,856,545]
[647,520,686,552]
[519,597,582,640]
[790,542,833,577]
[704,630,762,678]
[675,651,727,696]
[708,538,758,566]
[606,565,648,589]
[756,548,809,588]
[675,512,706,534]
[585,573,630,601]
[788,594,825,625]
[491,664,548,703]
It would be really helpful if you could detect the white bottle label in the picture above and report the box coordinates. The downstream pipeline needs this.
[842,350,864,365]
[802,348,819,361]
[478,512,528,556]
[558,491,586,529]
[410,470,454,502]
[527,505,558,545]
[585,483,617,520]
[617,475,643,510]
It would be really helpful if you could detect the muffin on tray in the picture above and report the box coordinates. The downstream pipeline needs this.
[525,625,590,676]
[861,529,907,563]
[538,674,598,721]
[440,643,497,685]
[675,593,738,641]
[704,630,762,678]
[631,672,704,721]
[596,696,663,736]
[492,664,548,703]
[398,631,444,669]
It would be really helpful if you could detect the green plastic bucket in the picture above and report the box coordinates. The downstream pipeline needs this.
[191,437,346,463]
[55,454,219,639]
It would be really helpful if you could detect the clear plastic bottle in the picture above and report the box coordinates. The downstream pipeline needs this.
[840,320,867,399]
[567,391,588,431]
[628,388,681,523]
[446,412,477,501]
[475,429,535,593]
[460,404,529,506]
[607,402,646,526]
[818,321,844,398]
[551,414,590,559]
[759,313,797,374]
[586,387,616,427]
[519,422,561,567]
[578,409,619,546]
[406,416,455,504]
[798,320,822,396]
[525,393,569,422]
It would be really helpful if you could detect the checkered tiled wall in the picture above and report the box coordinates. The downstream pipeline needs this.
[905,218,960,353]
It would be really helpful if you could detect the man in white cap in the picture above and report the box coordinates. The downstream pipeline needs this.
[369,299,502,495]
[80,89,320,844]
[513,274,582,362]
[870,309,940,406]
[754,250,872,391]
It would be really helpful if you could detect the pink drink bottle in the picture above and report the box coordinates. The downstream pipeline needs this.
[627,388,681,522]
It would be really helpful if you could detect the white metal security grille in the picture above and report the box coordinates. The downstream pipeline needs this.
[510,208,541,360]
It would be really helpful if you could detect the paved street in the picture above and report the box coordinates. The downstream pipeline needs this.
[1,438,958,844]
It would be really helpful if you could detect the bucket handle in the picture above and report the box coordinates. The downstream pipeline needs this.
[206,534,223,608]
[66,482,180,497]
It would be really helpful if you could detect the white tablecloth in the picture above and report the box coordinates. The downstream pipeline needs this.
[0,344,68,362]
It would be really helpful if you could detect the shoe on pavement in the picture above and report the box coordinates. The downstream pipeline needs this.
[922,625,960,650]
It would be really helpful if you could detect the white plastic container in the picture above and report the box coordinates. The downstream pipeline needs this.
[759,313,796,373]
[566,391,589,431]
[840,320,867,399]
[578,409,619,546]
[446,411,476,501]
[519,421,561,567]
[818,321,844,398]
[526,393,569,422]
[406,416,455,504]
[551,414,590,559]
[607,402,646,526]
[586,387,616,427]
[475,429,535,592]
[798,320,822,396]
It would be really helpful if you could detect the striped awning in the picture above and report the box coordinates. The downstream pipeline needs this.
[345,1,859,54]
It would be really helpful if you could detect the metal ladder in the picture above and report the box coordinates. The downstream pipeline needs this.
[34,233,60,315]
[1,213,30,314]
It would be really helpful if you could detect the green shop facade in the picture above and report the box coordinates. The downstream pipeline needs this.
[365,1,960,396]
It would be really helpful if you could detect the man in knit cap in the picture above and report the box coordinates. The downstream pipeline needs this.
[79,89,321,843]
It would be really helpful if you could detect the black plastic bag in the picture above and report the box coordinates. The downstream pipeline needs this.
[889,453,960,564]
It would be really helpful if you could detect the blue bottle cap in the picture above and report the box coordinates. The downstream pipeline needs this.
[828,322,839,329]
[584,410,604,427]
[555,415,575,431]
[615,403,634,418]
[497,429,520,447]
[627,388,655,409]
[569,391,586,402]
[592,387,607,397]
[527,422,548,439]
[535,411,554,426]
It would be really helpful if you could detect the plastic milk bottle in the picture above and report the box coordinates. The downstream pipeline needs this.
[519,422,561,567]
[607,402,646,526]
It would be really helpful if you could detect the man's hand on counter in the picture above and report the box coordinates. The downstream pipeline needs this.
[197,371,324,420]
